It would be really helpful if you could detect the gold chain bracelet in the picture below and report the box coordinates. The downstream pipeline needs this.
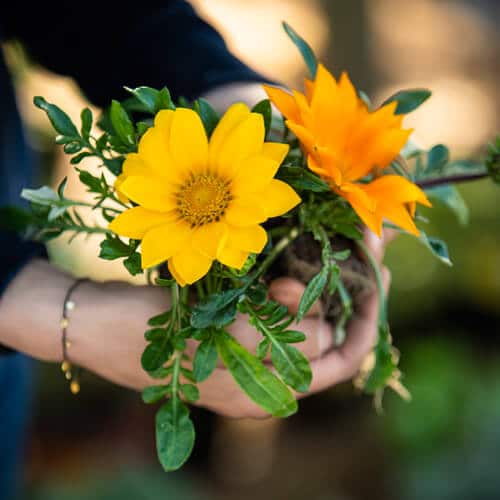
[60,278,89,394]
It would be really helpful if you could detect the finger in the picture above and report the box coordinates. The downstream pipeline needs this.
[363,229,385,264]
[269,277,321,317]
[300,267,390,394]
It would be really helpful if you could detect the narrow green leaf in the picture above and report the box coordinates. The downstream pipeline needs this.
[252,99,272,137]
[125,86,159,113]
[193,337,218,382]
[364,323,396,393]
[215,330,297,417]
[148,310,171,327]
[296,267,328,322]
[70,152,93,165]
[110,100,135,146]
[271,341,311,393]
[156,397,195,471]
[425,144,449,175]
[99,236,130,260]
[419,231,452,266]
[142,385,170,404]
[34,96,79,137]
[381,89,431,115]
[180,384,200,402]
[277,165,330,193]
[141,341,173,371]
[80,108,93,139]
[327,264,341,295]
[256,338,270,360]
[144,328,168,342]
[275,330,306,343]
[63,141,82,154]
[282,21,318,78]
[21,186,58,205]
[426,184,469,225]
[194,99,219,137]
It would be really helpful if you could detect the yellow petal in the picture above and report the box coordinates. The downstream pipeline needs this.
[263,84,301,123]
[141,220,191,268]
[227,224,268,253]
[259,179,301,218]
[225,196,268,227]
[154,109,175,134]
[216,113,265,177]
[168,259,186,287]
[192,222,228,259]
[122,153,152,177]
[217,246,249,269]
[169,108,208,173]
[261,142,289,164]
[119,176,176,212]
[209,103,250,168]
[108,207,175,239]
[232,155,280,195]
[170,248,212,284]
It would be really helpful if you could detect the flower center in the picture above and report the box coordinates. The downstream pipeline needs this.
[175,172,232,227]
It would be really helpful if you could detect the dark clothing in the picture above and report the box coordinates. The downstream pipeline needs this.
[0,3,264,498]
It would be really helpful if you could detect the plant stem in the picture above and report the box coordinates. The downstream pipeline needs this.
[417,170,488,189]
[356,240,387,324]
[254,227,300,280]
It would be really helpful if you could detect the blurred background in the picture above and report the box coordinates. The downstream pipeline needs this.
[3,0,500,499]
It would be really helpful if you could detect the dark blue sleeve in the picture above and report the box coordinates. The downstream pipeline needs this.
[4,1,268,106]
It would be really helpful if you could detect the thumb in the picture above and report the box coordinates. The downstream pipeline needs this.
[268,277,321,316]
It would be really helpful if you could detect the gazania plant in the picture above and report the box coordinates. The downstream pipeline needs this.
[7,23,498,471]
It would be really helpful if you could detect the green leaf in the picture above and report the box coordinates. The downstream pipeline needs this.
[193,337,218,382]
[275,330,306,343]
[364,323,396,393]
[256,338,270,360]
[110,100,135,146]
[426,144,449,175]
[99,236,130,260]
[271,341,311,393]
[381,89,431,115]
[282,21,318,78]
[142,385,170,404]
[70,152,93,165]
[296,266,328,322]
[124,252,143,275]
[141,341,174,372]
[80,108,93,139]
[102,157,124,176]
[148,310,171,327]
[157,87,175,111]
[144,328,168,342]
[215,330,297,417]
[21,186,58,205]
[63,141,82,154]
[327,264,341,295]
[277,165,330,193]
[426,184,469,225]
[156,397,195,471]
[252,100,272,137]
[179,384,200,402]
[194,99,219,137]
[34,96,79,137]
[125,86,159,113]
[419,231,452,266]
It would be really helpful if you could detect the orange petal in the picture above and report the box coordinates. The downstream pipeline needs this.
[263,84,302,123]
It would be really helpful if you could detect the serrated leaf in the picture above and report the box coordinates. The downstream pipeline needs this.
[34,96,79,137]
[193,337,218,382]
[282,21,318,78]
[142,385,170,404]
[271,341,311,393]
[215,330,297,417]
[110,100,135,146]
[382,89,431,115]
[252,99,272,137]
[296,267,328,322]
[156,396,195,471]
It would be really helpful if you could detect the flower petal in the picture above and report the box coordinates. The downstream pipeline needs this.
[209,103,250,168]
[261,142,289,164]
[168,259,186,287]
[232,155,280,195]
[364,175,431,206]
[169,108,208,173]
[263,84,301,123]
[259,179,301,218]
[192,222,228,259]
[225,196,268,227]
[217,246,249,269]
[108,207,175,239]
[216,114,265,177]
[226,224,268,253]
[170,248,212,284]
[141,220,191,268]
[120,176,176,212]
[338,183,381,236]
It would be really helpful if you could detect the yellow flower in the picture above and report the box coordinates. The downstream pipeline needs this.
[264,64,431,236]
[109,104,300,285]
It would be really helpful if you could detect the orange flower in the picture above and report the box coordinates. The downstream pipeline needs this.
[264,64,431,236]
